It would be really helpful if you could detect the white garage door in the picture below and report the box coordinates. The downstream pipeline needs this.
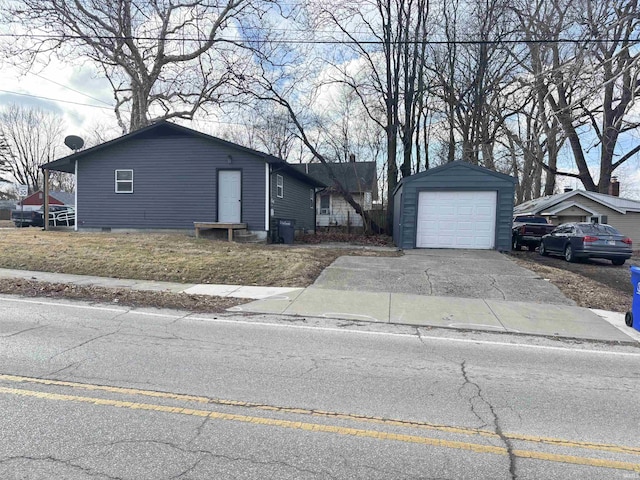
[416,191,497,249]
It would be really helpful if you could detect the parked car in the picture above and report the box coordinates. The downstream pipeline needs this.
[512,215,556,250]
[539,222,632,265]
[11,205,75,227]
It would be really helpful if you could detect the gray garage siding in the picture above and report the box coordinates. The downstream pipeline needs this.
[394,161,514,250]
[271,170,316,232]
[77,135,266,230]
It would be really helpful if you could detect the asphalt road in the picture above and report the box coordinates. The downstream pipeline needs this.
[1,295,640,479]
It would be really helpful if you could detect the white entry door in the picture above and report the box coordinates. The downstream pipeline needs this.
[416,191,496,249]
[218,170,241,223]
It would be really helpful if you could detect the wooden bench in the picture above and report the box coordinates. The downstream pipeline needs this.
[193,222,247,242]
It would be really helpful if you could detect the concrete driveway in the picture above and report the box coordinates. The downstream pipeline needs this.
[312,249,574,305]
[233,249,638,342]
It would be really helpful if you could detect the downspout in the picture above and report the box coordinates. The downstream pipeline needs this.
[265,163,270,234]
[42,168,49,231]
[74,160,78,232]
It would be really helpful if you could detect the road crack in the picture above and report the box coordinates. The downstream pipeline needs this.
[94,439,335,478]
[459,360,517,479]
[48,330,118,360]
[1,324,47,338]
[0,455,125,479]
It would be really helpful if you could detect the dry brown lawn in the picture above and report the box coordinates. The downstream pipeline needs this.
[0,230,396,287]
[508,252,638,313]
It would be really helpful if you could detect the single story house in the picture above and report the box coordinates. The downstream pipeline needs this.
[41,121,325,239]
[393,161,515,250]
[18,190,75,211]
[291,160,378,228]
[514,188,640,246]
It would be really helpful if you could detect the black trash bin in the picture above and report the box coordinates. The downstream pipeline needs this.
[278,218,295,244]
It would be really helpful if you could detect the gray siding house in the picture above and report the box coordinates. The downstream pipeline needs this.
[393,161,515,251]
[42,122,324,239]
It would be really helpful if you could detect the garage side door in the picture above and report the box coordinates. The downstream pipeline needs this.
[416,191,496,249]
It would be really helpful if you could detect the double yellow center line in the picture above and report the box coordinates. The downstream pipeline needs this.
[1,374,639,473]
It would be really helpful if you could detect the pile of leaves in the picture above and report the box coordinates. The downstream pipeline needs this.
[0,278,243,313]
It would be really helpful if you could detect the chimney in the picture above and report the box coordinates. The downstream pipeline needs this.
[349,153,356,163]
[564,187,573,193]
[608,177,620,197]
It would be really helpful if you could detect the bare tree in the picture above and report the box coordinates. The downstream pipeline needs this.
[2,0,272,132]
[0,134,13,185]
[514,0,640,193]
[302,0,432,231]
[232,41,384,232]
[429,0,521,170]
[0,104,64,193]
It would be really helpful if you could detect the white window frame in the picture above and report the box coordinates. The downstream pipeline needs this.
[310,189,314,209]
[276,174,284,198]
[115,169,134,193]
[319,194,330,215]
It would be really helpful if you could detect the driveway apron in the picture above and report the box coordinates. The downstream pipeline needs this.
[311,249,573,305]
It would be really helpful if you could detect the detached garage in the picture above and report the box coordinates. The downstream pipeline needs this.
[393,161,515,250]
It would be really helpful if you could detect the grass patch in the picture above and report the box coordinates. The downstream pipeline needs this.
[0,230,397,287]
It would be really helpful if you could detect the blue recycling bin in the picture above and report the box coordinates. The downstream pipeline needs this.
[626,266,640,331]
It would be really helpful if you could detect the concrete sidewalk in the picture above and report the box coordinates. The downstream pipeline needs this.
[0,268,638,344]
[0,268,300,300]
[230,287,640,343]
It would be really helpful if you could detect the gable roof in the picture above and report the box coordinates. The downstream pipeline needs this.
[290,161,378,198]
[514,190,640,215]
[19,190,75,206]
[41,121,325,188]
[394,160,514,194]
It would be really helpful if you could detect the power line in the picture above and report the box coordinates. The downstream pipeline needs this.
[28,72,113,107]
[0,89,115,110]
[0,32,637,46]
[0,88,257,127]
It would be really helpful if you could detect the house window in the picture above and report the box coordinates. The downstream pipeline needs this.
[115,169,133,193]
[310,189,314,209]
[320,194,330,214]
[276,174,283,198]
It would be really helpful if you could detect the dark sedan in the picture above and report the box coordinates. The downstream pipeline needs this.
[539,222,633,265]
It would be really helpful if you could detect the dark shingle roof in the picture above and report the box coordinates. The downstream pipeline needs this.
[41,121,325,188]
[291,162,378,198]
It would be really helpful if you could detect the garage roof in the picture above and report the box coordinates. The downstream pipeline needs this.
[394,160,514,194]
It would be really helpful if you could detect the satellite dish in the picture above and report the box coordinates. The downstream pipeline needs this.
[64,135,85,151]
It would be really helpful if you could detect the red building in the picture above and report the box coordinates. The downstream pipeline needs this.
[19,190,74,207]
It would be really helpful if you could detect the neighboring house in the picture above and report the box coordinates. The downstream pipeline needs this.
[514,187,640,246]
[393,161,515,250]
[291,161,378,227]
[41,121,324,239]
[18,190,75,211]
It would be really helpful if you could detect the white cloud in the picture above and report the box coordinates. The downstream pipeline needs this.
[0,58,119,138]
